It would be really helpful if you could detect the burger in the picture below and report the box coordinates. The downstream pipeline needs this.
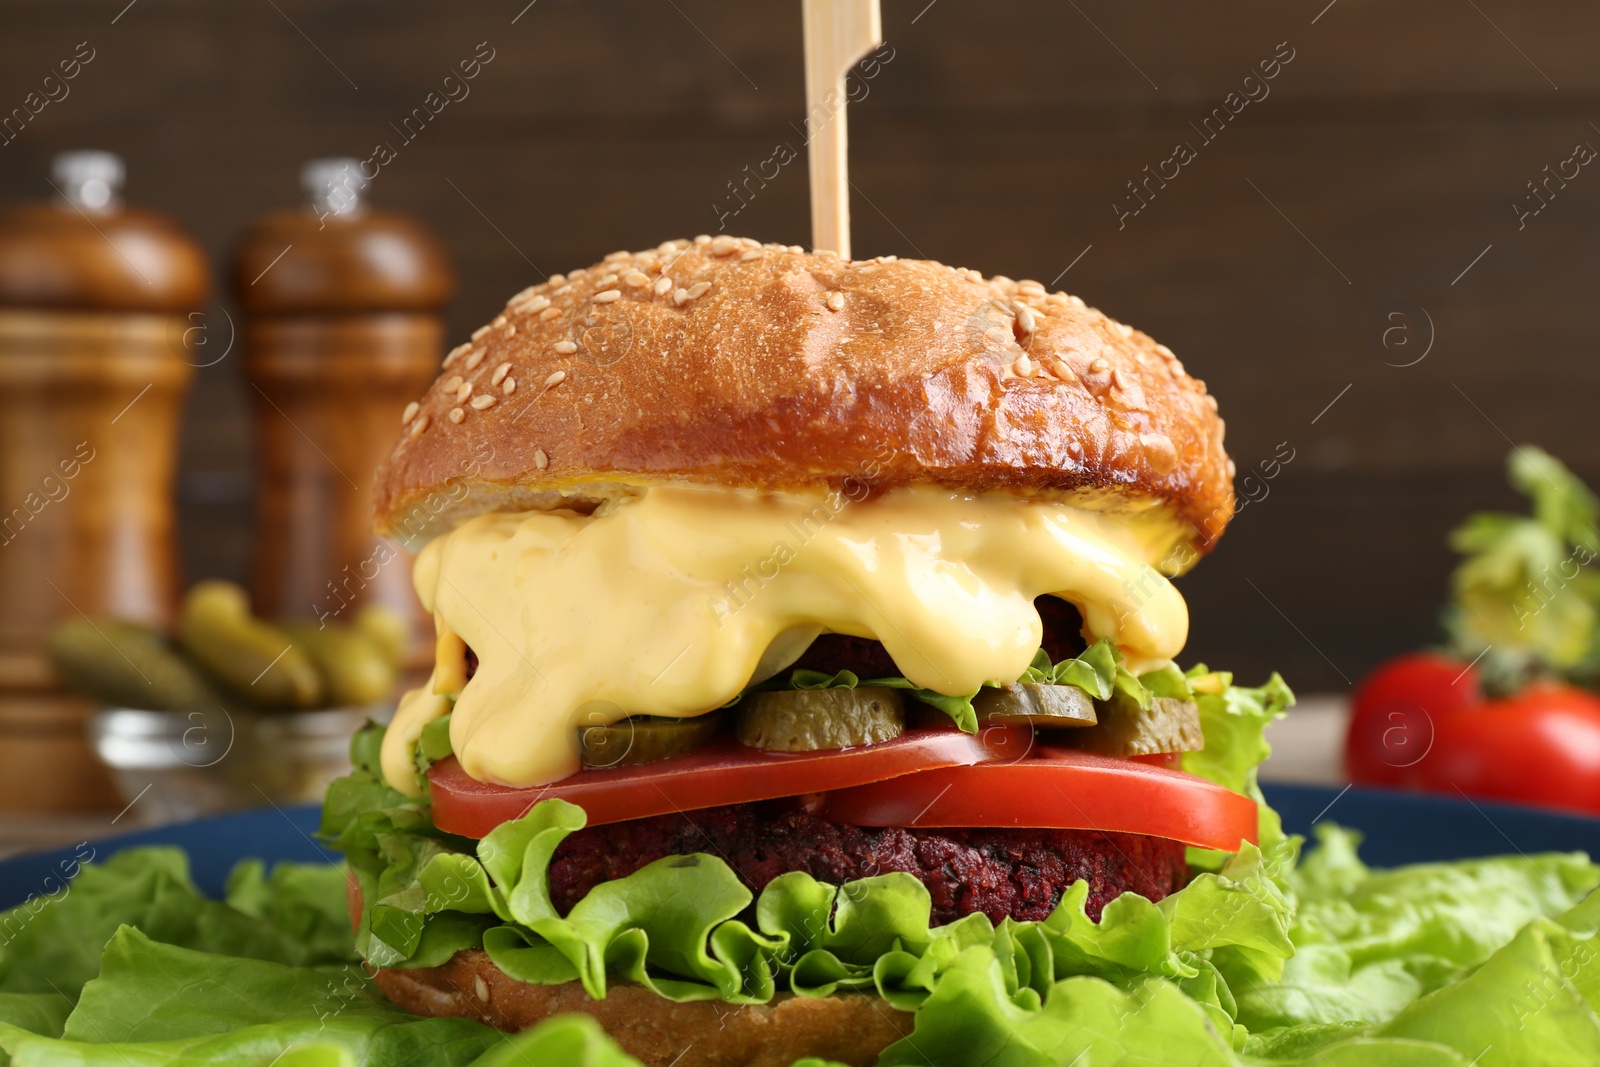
[322,235,1293,1067]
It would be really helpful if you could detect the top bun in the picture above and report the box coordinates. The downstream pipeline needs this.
[374,237,1235,563]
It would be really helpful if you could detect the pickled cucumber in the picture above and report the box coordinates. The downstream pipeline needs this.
[45,619,219,711]
[974,683,1098,728]
[736,687,904,751]
[579,714,722,768]
[178,581,322,709]
[285,621,396,708]
[355,603,409,669]
[1060,695,1204,757]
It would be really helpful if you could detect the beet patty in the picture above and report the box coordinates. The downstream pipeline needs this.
[547,799,1189,925]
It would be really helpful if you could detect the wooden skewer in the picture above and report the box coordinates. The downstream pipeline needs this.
[801,0,882,260]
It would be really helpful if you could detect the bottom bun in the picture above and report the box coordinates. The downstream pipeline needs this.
[373,949,914,1067]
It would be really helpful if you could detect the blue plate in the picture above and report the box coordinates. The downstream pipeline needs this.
[2,784,1599,910]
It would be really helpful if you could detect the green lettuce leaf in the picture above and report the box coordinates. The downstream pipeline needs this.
[0,847,351,1012]
[1182,668,1296,867]
[1443,445,1600,690]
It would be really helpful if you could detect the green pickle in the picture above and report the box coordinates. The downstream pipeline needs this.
[45,619,219,712]
[178,581,322,709]
[974,683,1098,727]
[579,714,722,768]
[736,687,905,751]
[284,621,396,707]
[1061,693,1205,758]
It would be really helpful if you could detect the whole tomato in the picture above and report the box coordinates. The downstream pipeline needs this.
[1345,653,1481,785]
[1414,684,1600,815]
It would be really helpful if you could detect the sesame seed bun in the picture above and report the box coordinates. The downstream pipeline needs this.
[375,237,1235,562]
[371,949,912,1067]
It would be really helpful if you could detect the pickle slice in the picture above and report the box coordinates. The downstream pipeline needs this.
[736,687,905,752]
[1059,695,1204,757]
[579,714,722,768]
[974,683,1098,728]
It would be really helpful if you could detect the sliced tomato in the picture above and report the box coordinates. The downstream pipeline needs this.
[814,747,1259,852]
[429,724,1035,838]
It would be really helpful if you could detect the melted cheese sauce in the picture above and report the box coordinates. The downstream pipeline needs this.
[381,486,1189,793]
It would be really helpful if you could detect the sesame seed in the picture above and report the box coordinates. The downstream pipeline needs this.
[1015,355,1035,377]
[544,370,566,388]
[657,241,677,256]
[464,349,486,371]
[534,448,549,470]
[475,975,490,1003]
[554,340,578,355]
[710,235,738,256]
[448,407,465,424]
[511,286,537,304]
[653,276,673,296]
[470,393,497,410]
[597,274,618,288]
[1050,360,1076,382]
[624,271,649,288]
[1016,306,1036,333]
[491,361,512,386]
[445,343,472,366]
[826,291,844,312]
[740,249,760,261]
[503,324,516,338]
[502,377,516,395]
[593,289,622,303]
[442,376,463,393]
[409,413,429,436]
[1068,295,1086,309]
[471,324,491,341]
[1111,368,1128,391]
[553,285,572,296]
[539,307,562,320]
[1141,433,1178,473]
[694,234,711,245]
[519,295,551,313]
[1089,357,1110,373]
[605,251,629,263]
[673,287,689,306]
[1155,343,1175,359]
[455,381,472,402]
[686,281,712,300]
[547,273,566,286]
[568,268,589,279]
[401,400,420,425]
[1018,280,1045,296]
[1116,323,1134,339]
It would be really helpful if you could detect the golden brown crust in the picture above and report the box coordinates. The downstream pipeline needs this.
[375,238,1234,556]
[372,948,913,1067]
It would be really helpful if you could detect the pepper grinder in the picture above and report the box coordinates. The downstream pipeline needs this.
[233,160,452,663]
[0,151,208,811]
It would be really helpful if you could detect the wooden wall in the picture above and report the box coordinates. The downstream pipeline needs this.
[2,0,1597,693]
